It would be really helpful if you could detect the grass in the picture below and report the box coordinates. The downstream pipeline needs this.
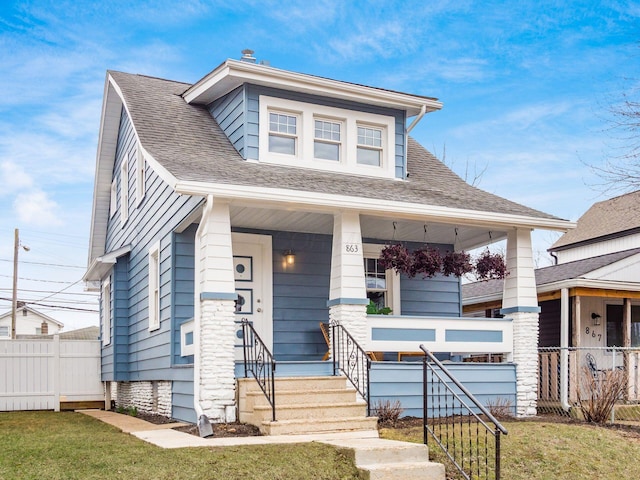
[381,418,640,480]
[0,411,362,480]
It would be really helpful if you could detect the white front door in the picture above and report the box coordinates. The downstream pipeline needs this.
[232,233,273,361]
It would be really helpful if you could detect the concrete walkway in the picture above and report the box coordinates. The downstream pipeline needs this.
[79,409,379,448]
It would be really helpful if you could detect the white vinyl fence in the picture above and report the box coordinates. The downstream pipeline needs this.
[0,336,103,411]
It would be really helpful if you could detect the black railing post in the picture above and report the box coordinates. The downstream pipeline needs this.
[420,344,507,480]
[242,320,248,378]
[241,319,277,422]
[423,354,428,446]
[331,322,371,416]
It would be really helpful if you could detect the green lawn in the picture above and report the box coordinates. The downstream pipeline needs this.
[3,411,640,480]
[0,412,362,480]
[381,419,640,480]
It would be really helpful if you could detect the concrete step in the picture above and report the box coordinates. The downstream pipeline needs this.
[252,402,367,422]
[364,461,445,480]
[323,438,445,480]
[238,376,349,394]
[327,438,430,465]
[261,416,378,436]
[245,388,358,409]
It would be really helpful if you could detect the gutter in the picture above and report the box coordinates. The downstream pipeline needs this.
[192,195,213,423]
[174,181,575,232]
[406,104,427,134]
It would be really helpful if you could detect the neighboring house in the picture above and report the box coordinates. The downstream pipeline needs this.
[0,302,64,338]
[84,51,572,425]
[463,191,640,403]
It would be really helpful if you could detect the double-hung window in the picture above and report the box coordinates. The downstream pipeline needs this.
[363,245,400,314]
[357,126,383,166]
[120,158,129,225]
[148,242,160,331]
[102,277,111,346]
[268,112,298,155]
[314,119,341,161]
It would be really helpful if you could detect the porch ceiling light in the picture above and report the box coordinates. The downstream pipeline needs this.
[591,312,601,326]
[284,250,296,265]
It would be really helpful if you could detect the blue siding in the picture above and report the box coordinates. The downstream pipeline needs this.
[101,275,114,380]
[370,362,517,418]
[113,255,130,380]
[170,368,195,423]
[102,107,202,383]
[209,87,246,158]
[240,84,406,178]
[171,226,196,365]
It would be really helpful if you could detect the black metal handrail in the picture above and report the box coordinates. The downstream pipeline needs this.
[331,321,371,416]
[421,345,508,480]
[241,319,276,422]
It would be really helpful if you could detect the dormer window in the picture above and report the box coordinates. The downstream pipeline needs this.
[357,126,383,166]
[268,112,297,155]
[259,95,397,179]
[314,119,341,161]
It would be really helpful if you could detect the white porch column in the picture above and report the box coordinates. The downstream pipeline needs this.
[328,211,368,346]
[194,196,237,423]
[501,228,540,417]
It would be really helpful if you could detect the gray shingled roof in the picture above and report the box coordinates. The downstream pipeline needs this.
[551,190,640,249]
[111,70,562,220]
[462,247,640,300]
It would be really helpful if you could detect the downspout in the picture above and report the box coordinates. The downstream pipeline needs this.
[193,194,213,420]
[404,104,427,179]
[560,287,570,411]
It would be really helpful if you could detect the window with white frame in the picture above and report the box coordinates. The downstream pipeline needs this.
[0,325,9,337]
[110,180,117,218]
[148,242,160,331]
[258,95,396,178]
[363,244,400,314]
[102,277,111,346]
[135,146,145,206]
[357,125,383,166]
[120,158,129,225]
[606,304,640,347]
[268,111,298,155]
[314,118,341,161]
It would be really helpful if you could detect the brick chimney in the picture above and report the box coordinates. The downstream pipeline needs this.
[40,321,48,335]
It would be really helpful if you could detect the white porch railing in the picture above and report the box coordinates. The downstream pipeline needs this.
[365,315,513,358]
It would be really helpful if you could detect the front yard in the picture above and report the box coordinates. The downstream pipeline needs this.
[2,411,640,479]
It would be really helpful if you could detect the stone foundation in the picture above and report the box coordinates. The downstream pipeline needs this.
[111,380,172,417]
[511,311,540,417]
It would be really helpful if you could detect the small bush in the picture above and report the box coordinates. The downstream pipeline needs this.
[486,397,514,419]
[578,366,628,424]
[373,400,404,427]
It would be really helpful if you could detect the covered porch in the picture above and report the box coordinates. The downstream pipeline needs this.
[186,195,559,422]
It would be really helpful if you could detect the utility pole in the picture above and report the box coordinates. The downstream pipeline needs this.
[11,228,29,339]
[11,228,18,339]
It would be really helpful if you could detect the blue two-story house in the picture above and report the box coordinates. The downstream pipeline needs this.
[84,51,572,430]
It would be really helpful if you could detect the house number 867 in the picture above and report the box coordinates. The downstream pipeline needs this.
[585,327,602,342]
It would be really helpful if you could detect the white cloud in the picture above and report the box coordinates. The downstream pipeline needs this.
[0,161,34,195]
[13,189,63,227]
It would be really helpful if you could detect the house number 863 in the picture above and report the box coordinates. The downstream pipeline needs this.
[344,244,359,254]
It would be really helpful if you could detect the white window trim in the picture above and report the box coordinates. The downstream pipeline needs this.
[313,116,343,162]
[363,244,401,315]
[258,95,396,179]
[102,276,111,346]
[110,180,117,218]
[148,241,161,332]
[135,145,146,206]
[180,319,195,357]
[120,158,129,225]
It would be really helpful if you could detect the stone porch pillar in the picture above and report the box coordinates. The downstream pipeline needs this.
[328,211,368,346]
[501,228,540,417]
[195,197,237,423]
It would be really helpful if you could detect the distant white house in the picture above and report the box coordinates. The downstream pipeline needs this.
[0,302,64,338]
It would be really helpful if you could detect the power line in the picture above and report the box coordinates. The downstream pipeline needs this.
[0,274,81,284]
[0,258,86,269]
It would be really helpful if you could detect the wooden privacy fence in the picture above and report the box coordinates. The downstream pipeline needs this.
[0,336,104,411]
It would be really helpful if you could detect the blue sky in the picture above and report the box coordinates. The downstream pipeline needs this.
[1,0,638,329]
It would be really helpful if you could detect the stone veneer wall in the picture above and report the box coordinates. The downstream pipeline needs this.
[511,311,540,417]
[112,380,172,417]
[198,298,237,423]
[329,303,368,347]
